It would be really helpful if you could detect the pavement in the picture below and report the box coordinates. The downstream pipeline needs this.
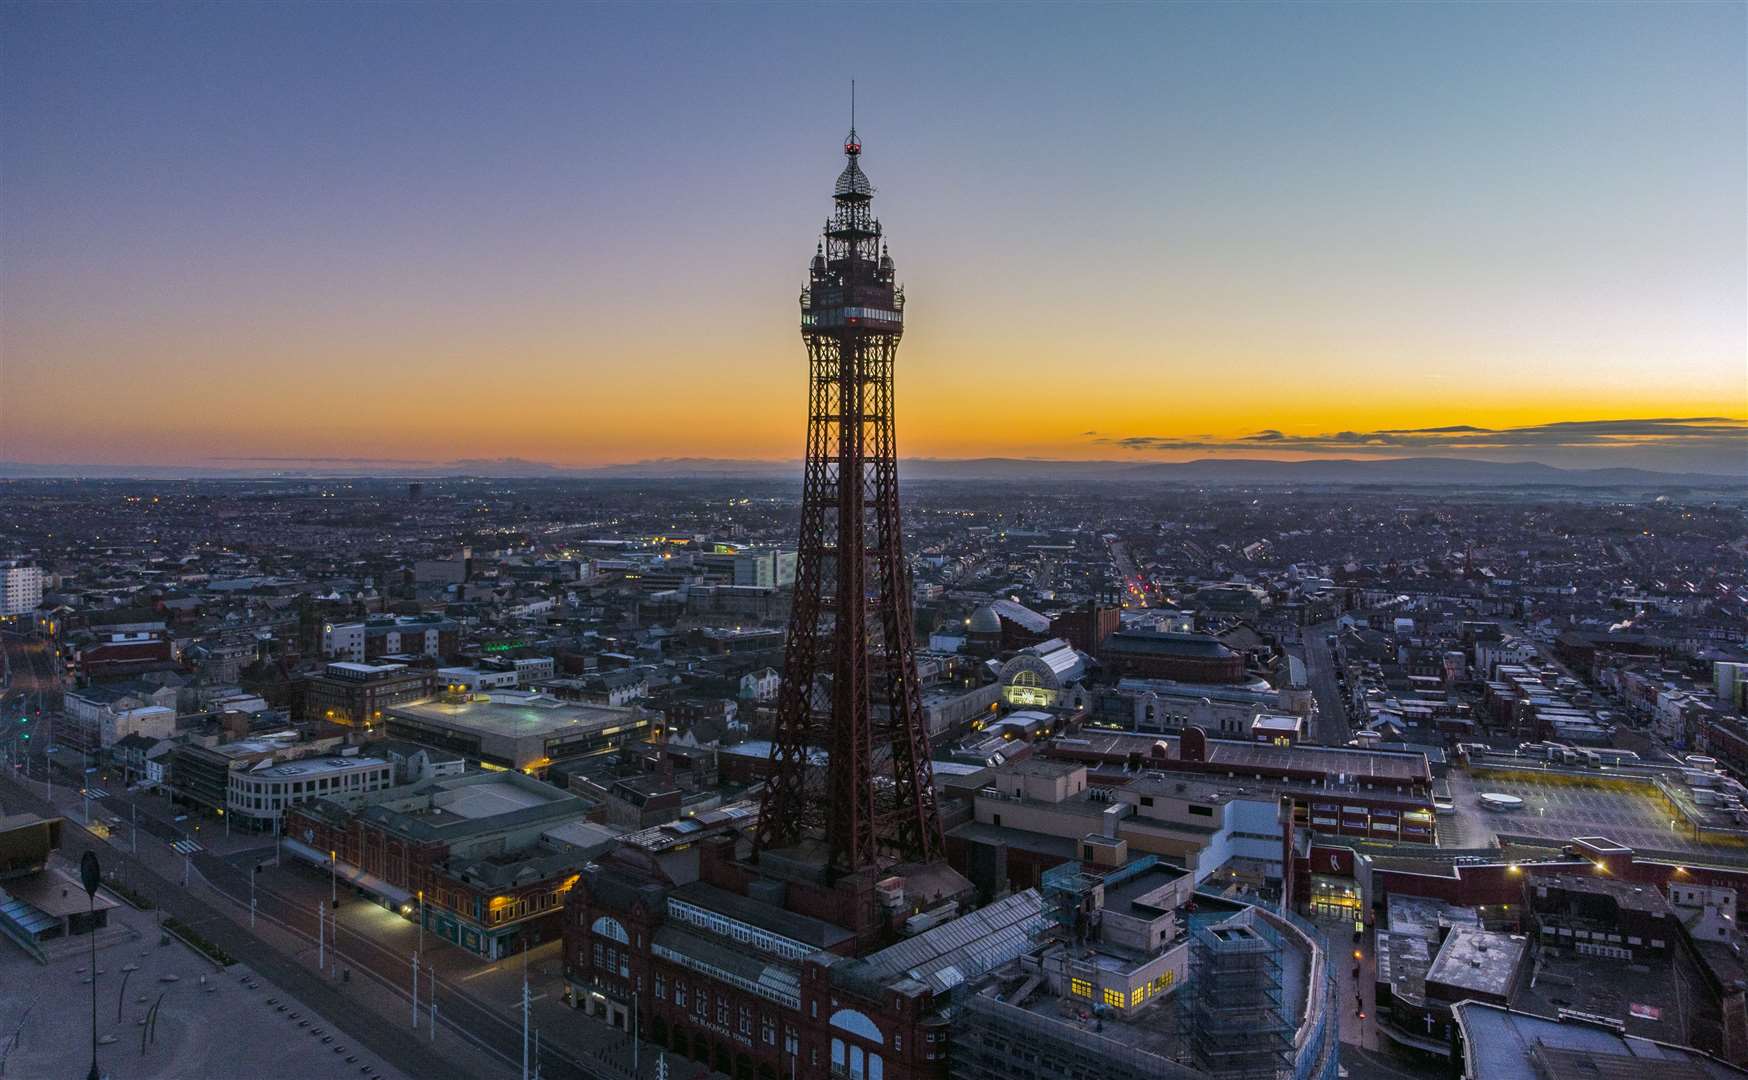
[0,871,414,1080]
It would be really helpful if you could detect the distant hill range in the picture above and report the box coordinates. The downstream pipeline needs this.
[4,455,1740,488]
[572,455,1742,488]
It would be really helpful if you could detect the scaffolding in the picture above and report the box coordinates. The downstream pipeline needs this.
[1037,854,1159,940]
[1183,909,1294,1080]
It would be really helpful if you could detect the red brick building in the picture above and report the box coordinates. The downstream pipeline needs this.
[283,771,602,958]
[565,829,996,1080]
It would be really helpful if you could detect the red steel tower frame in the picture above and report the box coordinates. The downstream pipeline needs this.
[754,123,944,875]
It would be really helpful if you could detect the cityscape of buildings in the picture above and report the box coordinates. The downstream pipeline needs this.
[4,392,1746,1080]
[2,7,1743,1080]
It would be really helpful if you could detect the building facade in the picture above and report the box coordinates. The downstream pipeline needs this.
[227,754,394,832]
[302,662,437,728]
[0,560,43,616]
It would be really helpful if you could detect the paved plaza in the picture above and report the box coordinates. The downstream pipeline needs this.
[0,868,410,1080]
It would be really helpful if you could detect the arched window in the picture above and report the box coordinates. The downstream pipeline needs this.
[590,915,630,944]
[830,1009,884,1043]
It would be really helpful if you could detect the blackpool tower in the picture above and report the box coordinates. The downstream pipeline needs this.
[754,119,944,877]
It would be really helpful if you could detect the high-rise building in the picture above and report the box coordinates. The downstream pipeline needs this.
[0,560,43,616]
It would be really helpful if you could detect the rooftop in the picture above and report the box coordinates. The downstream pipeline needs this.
[670,880,853,951]
[324,661,408,676]
[1104,629,1236,659]
[1101,862,1191,916]
[1453,1001,1743,1080]
[1510,946,1692,1046]
[1537,873,1677,915]
[248,755,389,780]
[388,691,632,739]
[1425,927,1526,999]
[837,890,1043,997]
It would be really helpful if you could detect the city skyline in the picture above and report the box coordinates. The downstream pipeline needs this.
[3,2,1744,474]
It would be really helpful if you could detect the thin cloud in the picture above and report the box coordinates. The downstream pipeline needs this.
[1094,417,1748,455]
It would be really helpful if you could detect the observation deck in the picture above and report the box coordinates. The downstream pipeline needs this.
[800,282,905,335]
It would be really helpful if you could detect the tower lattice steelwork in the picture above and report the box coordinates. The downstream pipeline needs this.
[754,122,944,876]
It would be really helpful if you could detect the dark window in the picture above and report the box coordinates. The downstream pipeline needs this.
[1189,804,1213,817]
[1140,797,1154,807]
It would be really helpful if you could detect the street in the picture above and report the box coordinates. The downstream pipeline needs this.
[0,630,62,757]
[1302,621,1349,745]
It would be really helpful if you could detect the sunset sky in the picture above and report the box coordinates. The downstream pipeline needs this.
[2,3,1743,473]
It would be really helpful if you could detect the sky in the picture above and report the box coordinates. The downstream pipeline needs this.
[2,2,1743,474]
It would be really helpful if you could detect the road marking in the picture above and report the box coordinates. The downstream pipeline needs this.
[171,839,204,855]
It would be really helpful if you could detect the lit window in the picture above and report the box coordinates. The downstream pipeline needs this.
[1103,988,1125,1008]
[1070,978,1092,999]
[1130,986,1146,1006]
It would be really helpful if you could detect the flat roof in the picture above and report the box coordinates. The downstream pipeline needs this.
[1537,873,1673,914]
[1509,946,1693,1047]
[1205,739,1430,781]
[1054,730,1431,782]
[6,864,122,918]
[1426,927,1526,999]
[1009,758,1083,777]
[433,778,557,819]
[1102,863,1190,915]
[250,755,389,779]
[389,692,630,739]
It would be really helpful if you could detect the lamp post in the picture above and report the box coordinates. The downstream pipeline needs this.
[329,850,337,906]
[79,850,101,1080]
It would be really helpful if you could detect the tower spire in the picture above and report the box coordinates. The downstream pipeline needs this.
[845,80,861,156]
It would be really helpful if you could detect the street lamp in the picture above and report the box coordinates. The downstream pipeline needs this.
[330,850,337,905]
[80,850,101,1080]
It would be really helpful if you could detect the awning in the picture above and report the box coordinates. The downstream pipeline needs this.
[281,837,413,906]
